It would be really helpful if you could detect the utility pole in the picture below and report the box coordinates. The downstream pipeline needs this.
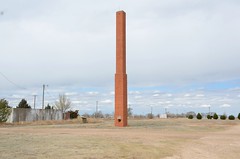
[128,104,131,118]
[42,84,46,109]
[95,101,98,118]
[33,95,37,109]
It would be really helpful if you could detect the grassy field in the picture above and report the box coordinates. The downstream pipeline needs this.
[0,118,239,159]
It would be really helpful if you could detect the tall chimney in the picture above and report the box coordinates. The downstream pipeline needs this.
[115,10,128,127]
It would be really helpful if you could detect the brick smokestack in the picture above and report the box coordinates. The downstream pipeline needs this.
[115,10,128,127]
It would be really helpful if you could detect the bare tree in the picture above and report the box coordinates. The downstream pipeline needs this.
[55,94,71,113]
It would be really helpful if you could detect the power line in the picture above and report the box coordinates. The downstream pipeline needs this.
[45,89,55,99]
[44,85,57,107]
[0,71,26,90]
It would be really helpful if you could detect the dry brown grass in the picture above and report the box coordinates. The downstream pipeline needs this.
[0,118,102,127]
[0,118,239,159]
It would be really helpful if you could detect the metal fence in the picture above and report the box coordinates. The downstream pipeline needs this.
[7,108,63,123]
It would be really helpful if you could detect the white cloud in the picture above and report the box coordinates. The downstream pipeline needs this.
[100,99,112,104]
[196,94,205,97]
[220,104,231,108]
[167,94,172,97]
[87,92,99,96]
[134,96,142,99]
[72,101,88,104]
[153,94,159,97]
[65,92,78,96]
[184,94,191,97]
[129,91,141,95]
[11,95,25,99]
[229,87,240,92]
[201,104,211,108]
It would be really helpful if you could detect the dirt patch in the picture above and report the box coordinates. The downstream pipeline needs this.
[180,124,240,159]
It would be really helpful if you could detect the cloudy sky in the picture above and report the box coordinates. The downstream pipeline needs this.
[1,0,240,116]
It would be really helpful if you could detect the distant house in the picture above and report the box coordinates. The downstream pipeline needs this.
[160,114,167,119]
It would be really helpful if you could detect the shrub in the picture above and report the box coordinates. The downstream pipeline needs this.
[238,113,240,120]
[0,99,11,122]
[207,115,212,119]
[213,113,218,120]
[68,110,79,119]
[147,113,154,119]
[196,113,202,120]
[228,115,235,120]
[186,111,196,118]
[188,115,193,119]
[220,115,227,120]
[92,111,104,118]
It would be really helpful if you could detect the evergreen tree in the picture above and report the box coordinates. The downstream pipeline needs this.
[17,99,31,108]
[228,115,235,120]
[213,113,218,120]
[0,99,11,122]
[45,104,53,109]
[196,113,202,120]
